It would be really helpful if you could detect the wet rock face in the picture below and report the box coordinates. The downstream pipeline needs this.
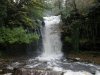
[13,68,63,75]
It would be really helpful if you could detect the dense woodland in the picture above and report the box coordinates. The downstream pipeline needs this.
[0,0,46,56]
[61,0,100,52]
[0,0,100,56]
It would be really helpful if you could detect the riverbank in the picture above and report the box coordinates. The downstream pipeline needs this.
[0,51,100,67]
[68,51,100,64]
[0,51,100,75]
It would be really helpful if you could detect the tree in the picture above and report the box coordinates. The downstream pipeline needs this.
[61,0,100,51]
[0,0,46,44]
[0,0,7,26]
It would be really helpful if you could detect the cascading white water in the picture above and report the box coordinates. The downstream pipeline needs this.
[39,15,63,61]
[7,15,100,75]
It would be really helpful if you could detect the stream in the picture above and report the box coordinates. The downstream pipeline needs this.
[0,15,100,75]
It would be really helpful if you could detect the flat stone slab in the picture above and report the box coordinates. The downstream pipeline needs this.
[13,68,63,75]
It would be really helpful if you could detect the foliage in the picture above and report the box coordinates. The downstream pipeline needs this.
[0,0,46,44]
[0,0,7,26]
[5,0,46,28]
[0,27,39,44]
[65,36,72,43]
[61,0,100,51]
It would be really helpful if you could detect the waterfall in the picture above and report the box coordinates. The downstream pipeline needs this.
[38,15,63,61]
[5,16,100,75]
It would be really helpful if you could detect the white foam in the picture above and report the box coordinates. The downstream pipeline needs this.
[37,54,62,61]
[52,67,63,71]
[95,71,100,75]
[75,62,100,70]
[64,70,92,75]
